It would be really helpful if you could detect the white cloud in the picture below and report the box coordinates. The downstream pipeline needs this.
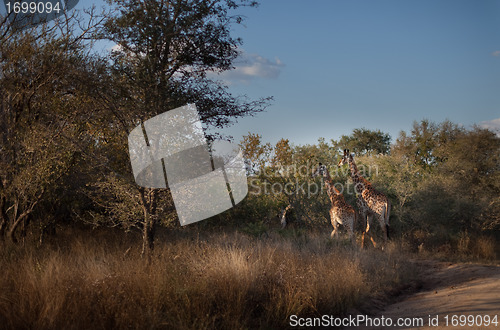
[210,49,285,85]
[479,118,500,135]
[107,45,284,85]
[492,50,500,57]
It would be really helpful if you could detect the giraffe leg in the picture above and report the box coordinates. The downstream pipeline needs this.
[348,214,355,244]
[359,210,367,248]
[349,225,355,244]
[330,220,339,239]
[359,210,374,248]
[376,213,388,243]
[365,214,377,248]
[329,209,340,240]
[385,200,391,240]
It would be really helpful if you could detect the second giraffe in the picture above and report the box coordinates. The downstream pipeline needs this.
[312,163,356,243]
[338,149,391,248]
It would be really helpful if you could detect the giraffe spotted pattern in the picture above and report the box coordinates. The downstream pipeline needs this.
[313,163,356,243]
[338,149,391,248]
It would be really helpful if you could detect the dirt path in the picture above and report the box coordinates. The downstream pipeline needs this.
[342,261,500,329]
[360,261,500,329]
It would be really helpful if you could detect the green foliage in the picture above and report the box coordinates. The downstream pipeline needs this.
[392,119,464,169]
[84,0,270,252]
[0,0,271,251]
[240,220,268,237]
[240,120,498,254]
[1,0,497,259]
[368,121,500,246]
[103,0,270,130]
[239,133,347,228]
[239,132,272,174]
[277,227,308,241]
[335,128,391,155]
[0,16,105,242]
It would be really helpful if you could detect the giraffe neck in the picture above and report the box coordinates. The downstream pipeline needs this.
[348,157,370,193]
[348,158,359,182]
[322,168,340,203]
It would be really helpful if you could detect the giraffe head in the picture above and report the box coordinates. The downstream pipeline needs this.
[337,149,351,167]
[312,163,328,178]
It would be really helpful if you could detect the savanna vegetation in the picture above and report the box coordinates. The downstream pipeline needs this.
[1,228,422,329]
[1,0,499,329]
[237,122,499,260]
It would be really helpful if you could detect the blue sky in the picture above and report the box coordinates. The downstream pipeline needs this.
[212,0,500,145]
[73,0,500,146]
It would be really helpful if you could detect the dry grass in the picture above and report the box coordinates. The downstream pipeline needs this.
[472,235,497,261]
[0,228,417,329]
[407,229,498,262]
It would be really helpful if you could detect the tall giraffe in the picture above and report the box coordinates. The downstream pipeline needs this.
[312,163,356,243]
[338,149,390,248]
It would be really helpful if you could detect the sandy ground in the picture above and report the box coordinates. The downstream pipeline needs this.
[347,261,500,329]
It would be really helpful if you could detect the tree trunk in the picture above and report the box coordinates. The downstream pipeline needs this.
[0,196,7,239]
[5,190,43,243]
[139,188,158,258]
[141,214,156,257]
[7,213,25,243]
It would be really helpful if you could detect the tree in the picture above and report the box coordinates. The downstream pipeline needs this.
[392,119,463,169]
[369,154,421,229]
[239,132,272,175]
[432,126,500,230]
[86,0,271,255]
[0,11,107,242]
[239,134,344,228]
[391,120,500,233]
[102,0,268,126]
[335,128,391,155]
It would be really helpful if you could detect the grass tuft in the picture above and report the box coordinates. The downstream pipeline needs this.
[0,229,418,329]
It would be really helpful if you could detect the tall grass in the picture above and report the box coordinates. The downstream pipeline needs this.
[0,229,417,329]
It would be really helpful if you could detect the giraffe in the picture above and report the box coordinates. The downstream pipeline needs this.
[312,163,356,243]
[338,149,390,248]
